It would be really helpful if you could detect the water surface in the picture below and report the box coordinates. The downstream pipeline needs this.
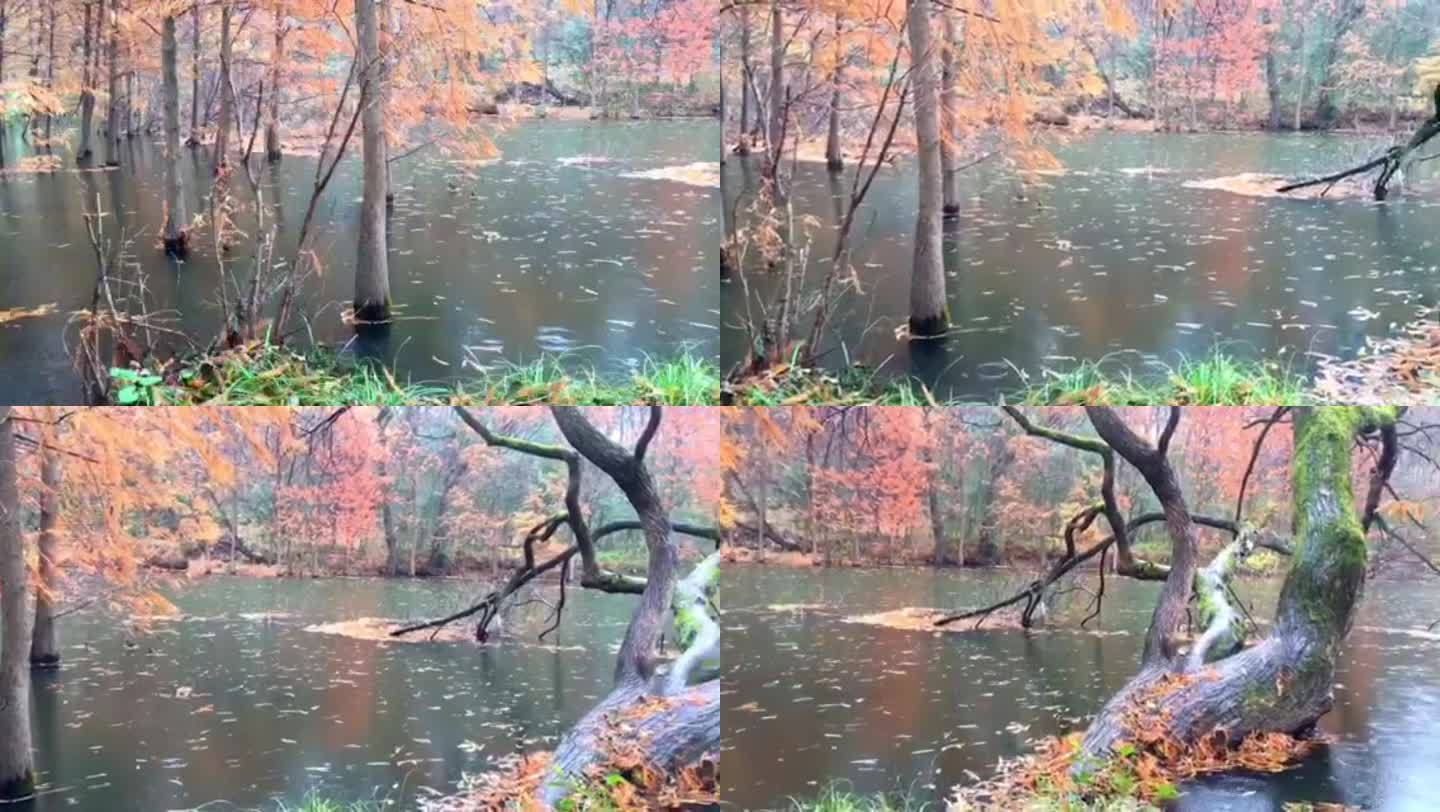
[0,119,719,405]
[723,565,1440,810]
[27,575,635,810]
[721,133,1440,397]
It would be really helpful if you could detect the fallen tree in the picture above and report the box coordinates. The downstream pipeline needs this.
[393,407,719,809]
[1277,84,1440,200]
[1077,408,1401,766]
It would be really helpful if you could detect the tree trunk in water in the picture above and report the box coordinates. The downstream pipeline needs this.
[0,408,36,799]
[161,15,188,254]
[824,13,842,172]
[907,0,947,338]
[104,0,120,166]
[766,0,784,167]
[737,7,751,154]
[265,2,284,162]
[188,0,200,146]
[213,2,233,174]
[1079,408,1395,763]
[30,442,60,670]
[78,1,96,162]
[354,0,391,324]
[43,2,55,145]
[940,11,959,217]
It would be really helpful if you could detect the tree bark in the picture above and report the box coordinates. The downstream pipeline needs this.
[78,1,96,162]
[354,0,391,324]
[161,15,188,254]
[104,0,120,166]
[824,13,843,172]
[188,0,200,146]
[265,2,285,162]
[0,409,35,799]
[30,440,60,670]
[212,1,234,174]
[907,0,947,337]
[1078,408,1398,764]
[739,22,755,132]
[940,11,959,216]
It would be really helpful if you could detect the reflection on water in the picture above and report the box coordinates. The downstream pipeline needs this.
[0,119,719,405]
[27,576,634,810]
[722,566,1440,810]
[721,133,1440,399]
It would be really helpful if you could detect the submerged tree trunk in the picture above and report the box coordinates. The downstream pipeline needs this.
[824,13,843,172]
[907,0,947,337]
[104,0,120,166]
[212,1,233,174]
[1079,408,1397,763]
[737,7,752,154]
[188,0,200,146]
[354,0,391,324]
[940,11,960,216]
[30,441,61,670]
[78,1,96,161]
[161,15,188,254]
[0,408,36,799]
[265,2,284,162]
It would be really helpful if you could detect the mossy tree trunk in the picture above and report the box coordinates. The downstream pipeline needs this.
[1079,407,1399,762]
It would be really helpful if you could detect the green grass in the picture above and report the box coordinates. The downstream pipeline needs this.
[726,346,1310,406]
[109,344,720,405]
[1017,349,1310,406]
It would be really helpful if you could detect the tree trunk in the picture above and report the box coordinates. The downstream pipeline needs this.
[824,13,843,172]
[907,0,947,338]
[265,2,284,162]
[971,436,1014,566]
[737,7,751,154]
[212,1,233,174]
[42,2,55,146]
[161,15,188,254]
[30,441,61,670]
[104,0,120,166]
[78,1,96,162]
[1293,16,1307,131]
[354,0,391,324]
[188,0,200,146]
[0,408,36,799]
[541,407,719,807]
[1079,408,1397,763]
[766,0,784,166]
[940,11,959,217]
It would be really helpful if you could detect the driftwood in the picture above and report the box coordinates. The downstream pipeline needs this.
[1278,84,1440,200]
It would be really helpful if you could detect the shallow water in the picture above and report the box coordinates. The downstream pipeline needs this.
[25,576,634,810]
[722,565,1440,810]
[0,119,719,405]
[721,132,1440,398]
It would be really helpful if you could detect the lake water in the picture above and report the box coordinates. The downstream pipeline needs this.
[720,133,1440,398]
[0,119,719,405]
[722,565,1440,810]
[25,575,635,810]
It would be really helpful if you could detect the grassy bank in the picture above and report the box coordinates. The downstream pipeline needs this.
[725,348,1310,406]
[108,344,720,406]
